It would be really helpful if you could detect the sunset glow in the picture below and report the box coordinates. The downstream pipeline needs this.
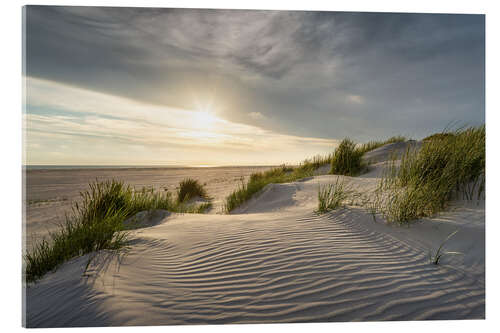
[23,7,484,166]
[24,77,338,166]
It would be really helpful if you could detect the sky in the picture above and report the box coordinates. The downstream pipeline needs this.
[23,6,485,166]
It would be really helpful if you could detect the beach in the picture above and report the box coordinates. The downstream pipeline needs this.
[24,144,485,326]
[18,6,488,330]
[24,166,273,250]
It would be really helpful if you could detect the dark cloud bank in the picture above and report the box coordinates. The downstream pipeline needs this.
[25,6,485,141]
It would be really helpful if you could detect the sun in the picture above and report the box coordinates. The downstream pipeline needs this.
[190,107,220,130]
[196,111,217,127]
[191,98,222,130]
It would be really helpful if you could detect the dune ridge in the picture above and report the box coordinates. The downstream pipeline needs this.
[25,142,485,327]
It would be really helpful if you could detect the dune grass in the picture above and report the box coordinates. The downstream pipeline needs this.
[429,230,461,265]
[356,135,407,155]
[297,154,333,171]
[24,179,211,283]
[330,138,366,176]
[422,132,455,142]
[316,178,350,214]
[224,165,316,213]
[375,126,485,224]
[330,136,407,176]
[224,154,335,213]
[224,135,406,213]
[24,209,129,284]
[177,178,208,203]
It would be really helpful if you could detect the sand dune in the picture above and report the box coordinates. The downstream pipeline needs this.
[24,166,273,250]
[25,159,485,327]
[362,140,422,164]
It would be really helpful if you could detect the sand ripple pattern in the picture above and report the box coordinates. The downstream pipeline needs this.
[26,209,484,327]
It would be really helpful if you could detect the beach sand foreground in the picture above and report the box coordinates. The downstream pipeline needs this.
[24,147,485,326]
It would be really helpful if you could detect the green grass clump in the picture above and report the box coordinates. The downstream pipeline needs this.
[379,126,484,224]
[429,230,461,265]
[357,135,407,155]
[177,178,208,203]
[316,178,349,214]
[329,135,406,175]
[193,202,213,213]
[297,154,333,172]
[330,138,365,176]
[224,178,265,213]
[25,179,211,283]
[224,134,406,213]
[422,132,455,142]
[24,209,129,284]
[224,155,335,213]
[224,165,316,213]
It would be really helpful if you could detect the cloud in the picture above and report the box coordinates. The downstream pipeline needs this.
[249,112,266,120]
[347,95,364,104]
[25,7,484,146]
[24,77,338,165]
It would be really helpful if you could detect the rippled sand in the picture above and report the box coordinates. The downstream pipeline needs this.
[24,158,485,326]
